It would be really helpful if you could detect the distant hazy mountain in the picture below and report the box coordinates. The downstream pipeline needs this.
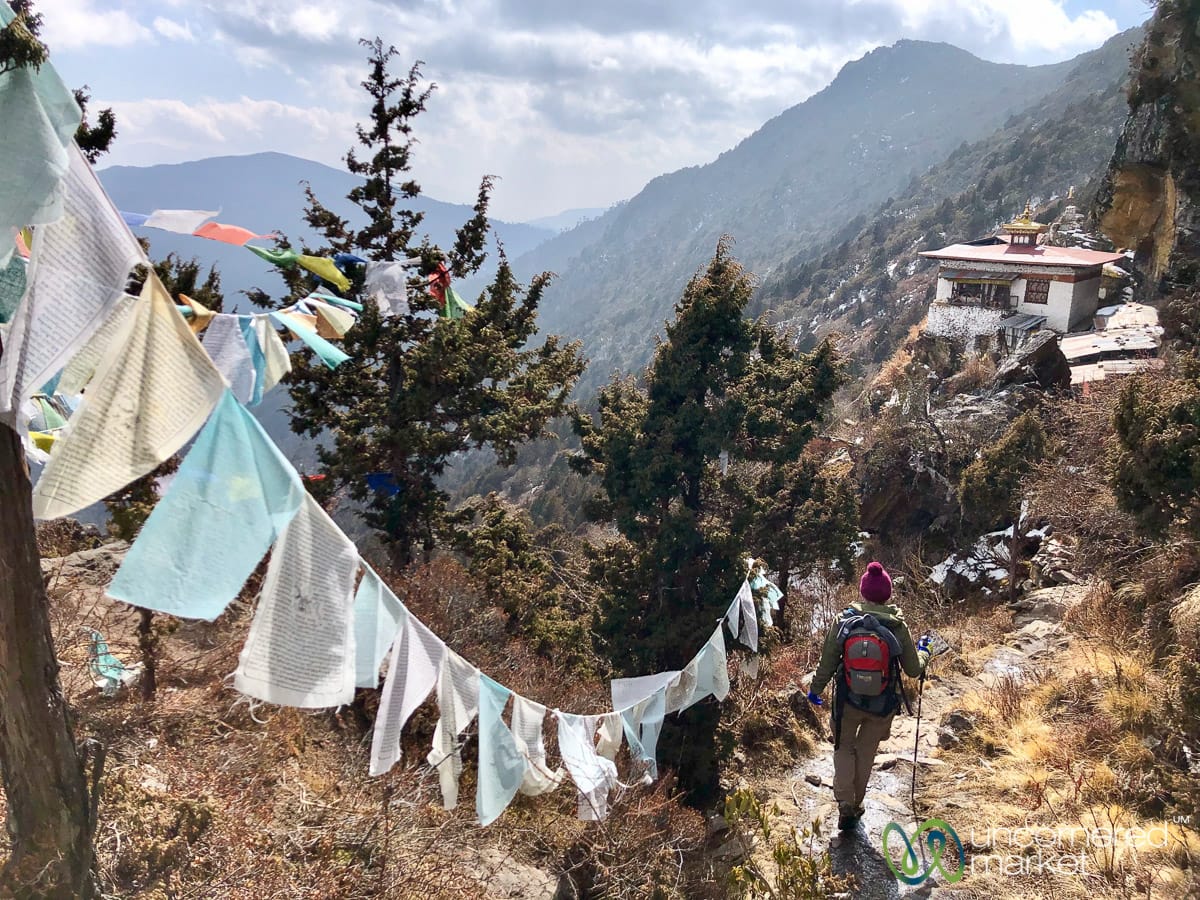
[99,152,555,312]
[527,207,608,233]
[515,37,1129,392]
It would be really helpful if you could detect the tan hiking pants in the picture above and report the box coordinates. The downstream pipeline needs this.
[832,702,894,809]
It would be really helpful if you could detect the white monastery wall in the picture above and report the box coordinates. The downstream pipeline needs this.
[926,302,1006,346]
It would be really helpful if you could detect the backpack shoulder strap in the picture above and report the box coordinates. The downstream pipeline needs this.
[835,608,862,643]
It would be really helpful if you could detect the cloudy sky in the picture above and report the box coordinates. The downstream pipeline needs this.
[40,0,1149,222]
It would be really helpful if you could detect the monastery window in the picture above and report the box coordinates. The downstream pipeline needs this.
[1024,278,1050,305]
[950,280,1011,309]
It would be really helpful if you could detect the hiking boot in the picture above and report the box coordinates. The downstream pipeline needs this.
[837,803,860,831]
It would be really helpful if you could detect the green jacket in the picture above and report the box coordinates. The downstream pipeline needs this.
[810,599,927,697]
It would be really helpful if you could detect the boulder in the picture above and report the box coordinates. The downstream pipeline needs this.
[993,330,1071,391]
[937,728,961,749]
[939,710,976,738]
[40,541,130,585]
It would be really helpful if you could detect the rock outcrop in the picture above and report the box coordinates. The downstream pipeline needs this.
[993,331,1072,391]
[1095,0,1200,296]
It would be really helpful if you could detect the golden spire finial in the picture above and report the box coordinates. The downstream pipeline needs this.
[1021,199,1033,222]
[1067,185,1075,201]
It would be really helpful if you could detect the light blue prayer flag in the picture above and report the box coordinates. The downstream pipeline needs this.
[107,389,304,620]
[0,255,27,323]
[239,316,268,406]
[86,629,141,696]
[620,687,667,781]
[309,290,363,312]
[476,674,526,826]
[353,566,406,688]
[0,3,81,267]
[750,572,783,627]
[269,311,349,369]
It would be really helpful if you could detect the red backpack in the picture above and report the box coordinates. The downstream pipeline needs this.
[836,611,908,715]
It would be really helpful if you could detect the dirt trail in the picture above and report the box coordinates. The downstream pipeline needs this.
[755,586,1086,898]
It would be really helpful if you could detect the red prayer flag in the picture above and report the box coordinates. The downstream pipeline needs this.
[193,222,273,246]
[428,262,450,303]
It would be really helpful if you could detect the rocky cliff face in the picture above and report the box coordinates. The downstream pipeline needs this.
[1096,0,1200,296]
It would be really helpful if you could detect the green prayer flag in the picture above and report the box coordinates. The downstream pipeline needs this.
[246,244,300,268]
[444,285,474,320]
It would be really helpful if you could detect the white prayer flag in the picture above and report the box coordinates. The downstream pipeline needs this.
[370,613,445,777]
[1,144,142,420]
[201,314,254,402]
[233,494,359,708]
[253,314,291,394]
[510,696,565,797]
[31,274,225,520]
[427,650,480,809]
[364,259,416,317]
[142,209,218,234]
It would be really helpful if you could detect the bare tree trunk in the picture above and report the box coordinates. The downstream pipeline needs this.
[137,607,156,701]
[0,420,95,897]
[776,554,791,637]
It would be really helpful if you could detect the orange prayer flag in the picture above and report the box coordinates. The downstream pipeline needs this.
[193,222,272,246]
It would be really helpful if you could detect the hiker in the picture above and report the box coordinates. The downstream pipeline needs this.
[806,561,931,831]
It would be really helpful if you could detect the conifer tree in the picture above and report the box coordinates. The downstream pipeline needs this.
[283,40,583,567]
[571,239,845,799]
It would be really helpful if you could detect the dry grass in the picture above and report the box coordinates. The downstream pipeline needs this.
[1,552,735,899]
[928,630,1197,899]
[944,354,997,398]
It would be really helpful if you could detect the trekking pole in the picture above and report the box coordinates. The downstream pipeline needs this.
[910,670,925,819]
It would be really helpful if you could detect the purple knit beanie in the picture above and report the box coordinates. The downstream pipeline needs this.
[859,561,893,604]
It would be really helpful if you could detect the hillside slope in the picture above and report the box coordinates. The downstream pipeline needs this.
[517,38,1115,391]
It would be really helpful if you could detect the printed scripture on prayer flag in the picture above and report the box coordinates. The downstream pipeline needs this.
[0,144,142,420]
[31,274,225,520]
[234,494,359,708]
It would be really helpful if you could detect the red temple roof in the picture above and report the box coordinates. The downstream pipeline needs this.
[920,241,1124,268]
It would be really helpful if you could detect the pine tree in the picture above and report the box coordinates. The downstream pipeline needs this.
[571,239,845,800]
[72,87,116,165]
[282,40,584,567]
[750,457,859,630]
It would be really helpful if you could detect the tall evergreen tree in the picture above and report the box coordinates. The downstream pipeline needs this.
[571,239,845,799]
[283,40,584,567]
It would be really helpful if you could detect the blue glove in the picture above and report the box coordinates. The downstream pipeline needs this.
[917,635,932,653]
[806,690,824,706]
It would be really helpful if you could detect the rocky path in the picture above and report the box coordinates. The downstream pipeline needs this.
[756,586,1086,898]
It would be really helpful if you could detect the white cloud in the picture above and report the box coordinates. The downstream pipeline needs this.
[152,16,196,42]
[52,0,1131,219]
[893,0,1117,59]
[40,0,153,50]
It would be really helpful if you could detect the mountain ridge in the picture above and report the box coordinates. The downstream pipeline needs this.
[515,34,1132,393]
